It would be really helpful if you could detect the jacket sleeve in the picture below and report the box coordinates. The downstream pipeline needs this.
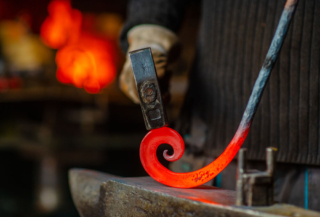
[119,0,189,52]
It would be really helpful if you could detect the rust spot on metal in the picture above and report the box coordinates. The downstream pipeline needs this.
[141,81,157,103]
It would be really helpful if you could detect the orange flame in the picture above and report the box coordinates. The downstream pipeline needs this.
[40,0,82,49]
[40,0,116,93]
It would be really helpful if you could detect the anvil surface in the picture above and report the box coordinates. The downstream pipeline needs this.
[69,169,320,217]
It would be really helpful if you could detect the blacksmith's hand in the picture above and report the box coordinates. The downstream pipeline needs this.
[119,25,181,104]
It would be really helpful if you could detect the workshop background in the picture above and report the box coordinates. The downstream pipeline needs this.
[0,0,200,216]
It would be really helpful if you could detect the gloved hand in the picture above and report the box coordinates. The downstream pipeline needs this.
[119,24,181,104]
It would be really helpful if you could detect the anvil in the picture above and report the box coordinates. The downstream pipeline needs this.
[69,168,320,217]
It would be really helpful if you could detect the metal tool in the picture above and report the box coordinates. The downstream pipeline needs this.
[129,48,168,130]
[236,147,277,206]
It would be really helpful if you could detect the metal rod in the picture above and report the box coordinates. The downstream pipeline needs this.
[134,0,300,188]
[238,0,298,133]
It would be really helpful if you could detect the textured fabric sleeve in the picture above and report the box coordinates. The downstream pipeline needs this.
[119,0,189,52]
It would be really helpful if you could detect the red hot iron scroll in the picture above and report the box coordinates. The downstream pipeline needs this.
[130,0,298,188]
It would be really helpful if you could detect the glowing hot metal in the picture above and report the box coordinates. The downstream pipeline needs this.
[133,0,298,188]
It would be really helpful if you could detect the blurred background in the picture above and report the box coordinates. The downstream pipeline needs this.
[0,0,200,216]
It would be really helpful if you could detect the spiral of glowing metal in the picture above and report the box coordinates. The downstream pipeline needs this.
[140,127,249,188]
[140,0,298,188]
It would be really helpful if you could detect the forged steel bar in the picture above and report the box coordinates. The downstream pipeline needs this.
[239,0,298,132]
[136,0,300,188]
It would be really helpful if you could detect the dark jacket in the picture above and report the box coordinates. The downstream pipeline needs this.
[121,0,320,165]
